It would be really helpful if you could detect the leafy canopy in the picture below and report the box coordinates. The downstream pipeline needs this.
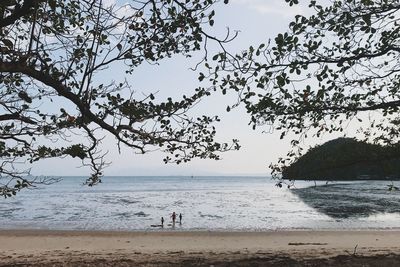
[0,0,239,197]
[209,0,400,180]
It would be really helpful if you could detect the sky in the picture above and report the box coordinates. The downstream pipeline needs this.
[31,0,346,177]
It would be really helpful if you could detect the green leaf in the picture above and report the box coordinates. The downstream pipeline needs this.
[1,39,13,49]
[49,0,56,10]
[18,91,32,103]
[198,73,205,81]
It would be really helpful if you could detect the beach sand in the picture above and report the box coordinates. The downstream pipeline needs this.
[1,230,400,266]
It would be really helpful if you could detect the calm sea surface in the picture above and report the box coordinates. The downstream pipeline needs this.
[1,176,400,231]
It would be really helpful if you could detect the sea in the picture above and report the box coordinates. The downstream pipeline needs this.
[1,176,400,231]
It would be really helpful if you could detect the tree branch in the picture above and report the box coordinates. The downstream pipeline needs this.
[0,0,43,28]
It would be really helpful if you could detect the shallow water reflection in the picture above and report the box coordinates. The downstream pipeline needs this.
[292,182,400,218]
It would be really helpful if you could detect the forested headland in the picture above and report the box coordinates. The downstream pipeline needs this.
[282,138,400,181]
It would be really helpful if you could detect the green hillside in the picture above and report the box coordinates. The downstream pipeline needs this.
[282,138,400,180]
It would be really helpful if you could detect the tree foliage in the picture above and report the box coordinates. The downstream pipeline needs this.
[209,0,400,180]
[0,0,239,197]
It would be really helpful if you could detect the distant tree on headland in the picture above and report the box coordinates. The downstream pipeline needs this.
[282,138,400,181]
[0,0,239,197]
[209,0,400,181]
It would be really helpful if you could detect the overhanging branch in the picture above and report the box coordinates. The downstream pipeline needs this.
[0,0,44,28]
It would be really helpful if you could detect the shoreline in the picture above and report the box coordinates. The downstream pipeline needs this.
[3,225,400,232]
[1,229,400,266]
[3,226,400,232]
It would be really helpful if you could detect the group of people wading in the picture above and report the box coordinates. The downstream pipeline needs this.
[161,212,182,227]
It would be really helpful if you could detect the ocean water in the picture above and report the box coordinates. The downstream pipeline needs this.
[1,176,400,231]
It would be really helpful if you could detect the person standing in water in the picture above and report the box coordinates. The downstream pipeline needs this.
[161,217,164,227]
[179,213,182,224]
[171,212,176,224]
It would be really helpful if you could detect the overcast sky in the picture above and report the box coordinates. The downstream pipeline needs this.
[31,0,346,177]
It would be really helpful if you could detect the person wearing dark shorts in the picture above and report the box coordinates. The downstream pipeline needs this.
[171,212,176,224]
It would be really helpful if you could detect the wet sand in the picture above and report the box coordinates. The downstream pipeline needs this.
[1,230,400,266]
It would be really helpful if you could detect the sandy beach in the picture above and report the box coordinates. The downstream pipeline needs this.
[1,230,400,266]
